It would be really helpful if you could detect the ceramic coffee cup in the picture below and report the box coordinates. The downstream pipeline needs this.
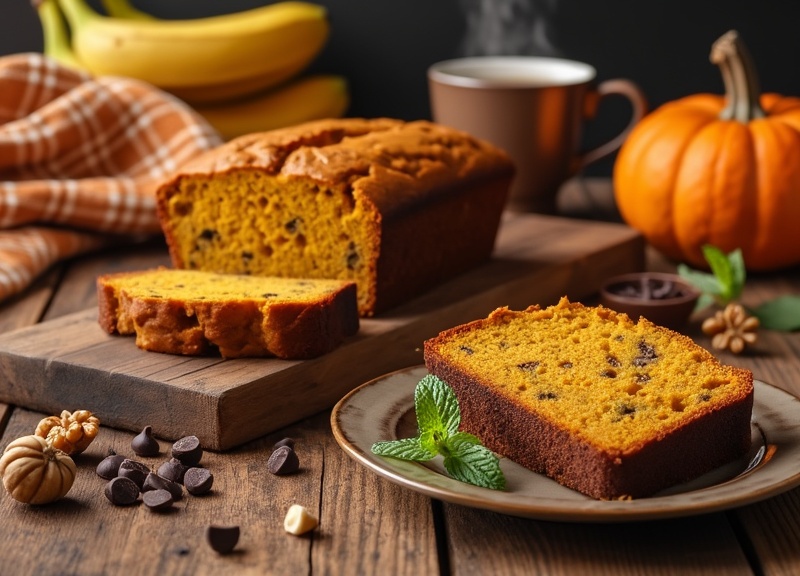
[428,56,647,214]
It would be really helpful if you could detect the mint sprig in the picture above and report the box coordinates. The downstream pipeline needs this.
[371,374,506,490]
[678,244,800,331]
[677,245,745,309]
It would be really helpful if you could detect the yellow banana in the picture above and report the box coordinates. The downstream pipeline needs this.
[194,75,349,141]
[164,64,317,105]
[58,0,330,89]
[94,0,320,105]
[99,0,155,20]
[36,0,84,70]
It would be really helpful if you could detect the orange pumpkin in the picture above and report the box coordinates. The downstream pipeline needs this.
[613,30,800,271]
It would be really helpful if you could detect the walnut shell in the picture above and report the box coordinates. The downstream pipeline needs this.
[35,409,100,455]
[0,435,77,504]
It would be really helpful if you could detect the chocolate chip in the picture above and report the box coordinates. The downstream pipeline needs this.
[142,489,174,511]
[601,369,617,378]
[459,345,474,355]
[172,436,203,467]
[143,472,183,501]
[345,241,359,270]
[268,446,300,475]
[609,278,688,300]
[206,526,240,555]
[274,437,295,450]
[537,392,558,400]
[118,459,150,488]
[651,280,676,299]
[184,467,214,495]
[105,476,140,506]
[96,454,126,480]
[636,373,651,383]
[198,229,218,241]
[285,217,303,233]
[517,361,540,371]
[633,341,658,366]
[131,426,160,457]
[158,458,189,484]
[607,356,621,368]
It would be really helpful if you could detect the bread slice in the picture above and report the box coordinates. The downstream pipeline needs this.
[98,268,359,359]
[423,297,754,499]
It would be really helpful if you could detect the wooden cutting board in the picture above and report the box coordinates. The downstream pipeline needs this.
[0,213,644,450]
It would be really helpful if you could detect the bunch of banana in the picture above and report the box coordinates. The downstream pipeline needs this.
[36,0,349,140]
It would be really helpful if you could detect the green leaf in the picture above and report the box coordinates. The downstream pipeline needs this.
[703,245,745,303]
[752,295,800,331]
[677,264,722,295]
[371,437,435,461]
[678,246,746,307]
[728,249,746,298]
[449,431,481,446]
[414,374,460,439]
[370,375,507,490]
[443,435,506,490]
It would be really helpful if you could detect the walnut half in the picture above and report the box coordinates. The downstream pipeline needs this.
[35,410,100,456]
[702,303,759,354]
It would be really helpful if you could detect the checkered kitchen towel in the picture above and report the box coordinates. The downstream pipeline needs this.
[0,53,222,302]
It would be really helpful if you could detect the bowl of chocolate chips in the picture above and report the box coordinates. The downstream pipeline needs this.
[600,272,700,331]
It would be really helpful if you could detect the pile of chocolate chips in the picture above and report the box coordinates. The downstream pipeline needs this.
[97,430,305,555]
[608,277,691,301]
[97,430,213,509]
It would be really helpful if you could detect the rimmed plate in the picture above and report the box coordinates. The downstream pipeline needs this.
[331,365,800,522]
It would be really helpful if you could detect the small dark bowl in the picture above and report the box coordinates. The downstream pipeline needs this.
[599,272,701,331]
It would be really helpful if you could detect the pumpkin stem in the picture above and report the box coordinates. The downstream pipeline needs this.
[710,30,765,121]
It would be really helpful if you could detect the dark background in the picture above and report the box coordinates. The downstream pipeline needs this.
[3,0,800,175]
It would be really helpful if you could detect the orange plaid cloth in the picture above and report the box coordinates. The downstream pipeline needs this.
[0,53,222,302]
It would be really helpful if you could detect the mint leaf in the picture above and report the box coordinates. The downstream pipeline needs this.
[415,374,460,453]
[448,431,481,446]
[678,246,745,307]
[370,375,506,490]
[371,437,435,461]
[702,245,744,302]
[677,263,721,293]
[442,434,506,490]
[728,249,746,297]
[752,295,800,331]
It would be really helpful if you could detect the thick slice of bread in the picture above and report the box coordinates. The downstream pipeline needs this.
[423,297,754,499]
[98,268,359,359]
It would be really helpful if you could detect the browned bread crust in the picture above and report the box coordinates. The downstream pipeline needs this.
[155,118,515,316]
[98,268,359,359]
[423,298,754,499]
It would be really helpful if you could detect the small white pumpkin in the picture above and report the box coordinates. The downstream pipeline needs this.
[0,435,77,504]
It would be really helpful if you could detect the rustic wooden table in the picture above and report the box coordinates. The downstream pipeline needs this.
[1,179,799,575]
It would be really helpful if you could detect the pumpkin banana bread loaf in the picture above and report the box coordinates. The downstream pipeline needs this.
[98,268,359,359]
[423,297,754,499]
[155,118,515,316]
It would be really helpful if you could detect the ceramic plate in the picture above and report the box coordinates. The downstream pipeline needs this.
[331,366,800,522]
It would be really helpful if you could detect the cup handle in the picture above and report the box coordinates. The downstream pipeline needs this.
[577,79,648,169]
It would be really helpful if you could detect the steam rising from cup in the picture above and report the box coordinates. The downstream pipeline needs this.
[458,0,562,57]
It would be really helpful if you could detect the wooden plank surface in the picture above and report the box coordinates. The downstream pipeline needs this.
[0,407,440,576]
[442,504,753,575]
[0,213,644,450]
